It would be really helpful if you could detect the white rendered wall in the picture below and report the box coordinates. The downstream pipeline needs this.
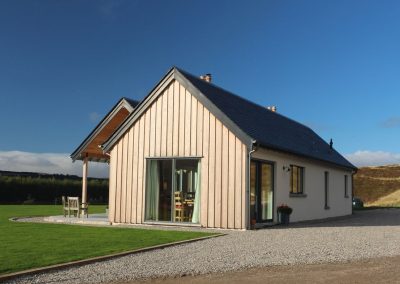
[253,148,353,223]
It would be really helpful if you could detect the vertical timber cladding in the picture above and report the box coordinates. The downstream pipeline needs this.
[108,79,247,229]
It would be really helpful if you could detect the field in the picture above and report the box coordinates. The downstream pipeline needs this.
[353,165,400,206]
[0,205,213,275]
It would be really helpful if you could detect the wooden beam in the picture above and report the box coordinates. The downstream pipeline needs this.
[82,157,88,216]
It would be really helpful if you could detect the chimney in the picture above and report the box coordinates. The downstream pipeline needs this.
[267,106,277,112]
[200,73,212,83]
[329,138,333,149]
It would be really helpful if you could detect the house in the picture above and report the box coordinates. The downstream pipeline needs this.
[71,67,356,229]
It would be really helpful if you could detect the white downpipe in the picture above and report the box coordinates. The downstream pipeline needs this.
[247,141,256,229]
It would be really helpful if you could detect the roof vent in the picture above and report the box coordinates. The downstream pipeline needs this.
[267,106,277,112]
[200,73,212,83]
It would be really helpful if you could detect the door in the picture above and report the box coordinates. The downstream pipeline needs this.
[145,158,200,223]
[250,160,274,222]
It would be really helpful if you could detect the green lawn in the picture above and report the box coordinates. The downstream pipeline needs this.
[0,205,214,275]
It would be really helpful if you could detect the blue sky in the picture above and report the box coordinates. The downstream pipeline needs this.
[0,0,399,176]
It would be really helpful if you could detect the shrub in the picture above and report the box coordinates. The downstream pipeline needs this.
[277,204,293,215]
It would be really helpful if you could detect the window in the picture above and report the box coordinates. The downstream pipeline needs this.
[145,158,200,223]
[324,171,329,209]
[344,175,349,198]
[290,165,304,194]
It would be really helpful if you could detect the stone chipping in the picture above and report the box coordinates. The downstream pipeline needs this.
[8,209,400,284]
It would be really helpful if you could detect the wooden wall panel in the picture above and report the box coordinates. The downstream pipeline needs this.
[228,131,236,229]
[161,90,168,156]
[125,128,133,223]
[155,97,162,156]
[115,141,123,223]
[172,82,179,156]
[184,90,191,156]
[178,84,185,156]
[197,104,203,155]
[142,111,150,222]
[221,126,229,229]
[149,103,156,157]
[207,114,215,227]
[136,116,145,223]
[201,109,210,227]
[108,79,248,229]
[167,84,173,156]
[235,138,242,229]
[121,135,128,223]
[190,97,197,156]
[214,120,222,228]
[131,124,139,223]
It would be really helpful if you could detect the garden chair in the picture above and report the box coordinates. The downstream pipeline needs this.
[67,197,80,217]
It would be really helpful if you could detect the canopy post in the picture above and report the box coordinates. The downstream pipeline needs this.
[82,156,88,216]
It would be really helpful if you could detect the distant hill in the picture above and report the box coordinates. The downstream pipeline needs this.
[353,165,400,206]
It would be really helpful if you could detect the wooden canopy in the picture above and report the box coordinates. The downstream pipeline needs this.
[70,98,138,163]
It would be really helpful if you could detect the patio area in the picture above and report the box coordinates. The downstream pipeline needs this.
[44,213,110,226]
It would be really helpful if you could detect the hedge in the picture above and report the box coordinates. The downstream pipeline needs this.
[0,175,108,204]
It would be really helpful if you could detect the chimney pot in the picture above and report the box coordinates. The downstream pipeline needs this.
[200,73,212,83]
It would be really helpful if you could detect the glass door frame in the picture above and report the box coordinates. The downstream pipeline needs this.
[251,158,275,223]
[144,157,201,224]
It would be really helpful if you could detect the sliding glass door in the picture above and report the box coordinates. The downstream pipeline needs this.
[250,160,274,222]
[145,158,200,224]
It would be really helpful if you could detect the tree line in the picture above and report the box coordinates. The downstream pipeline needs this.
[0,174,109,204]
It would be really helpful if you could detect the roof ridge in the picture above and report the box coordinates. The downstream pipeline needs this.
[175,67,316,135]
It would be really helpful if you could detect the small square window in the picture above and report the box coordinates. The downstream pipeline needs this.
[290,165,304,194]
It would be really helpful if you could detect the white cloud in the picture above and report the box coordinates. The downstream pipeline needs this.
[0,151,109,178]
[380,117,400,128]
[345,150,400,167]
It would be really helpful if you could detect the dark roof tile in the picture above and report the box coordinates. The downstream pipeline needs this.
[177,68,356,170]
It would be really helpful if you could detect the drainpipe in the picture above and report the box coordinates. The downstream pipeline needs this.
[247,140,257,229]
[351,167,358,215]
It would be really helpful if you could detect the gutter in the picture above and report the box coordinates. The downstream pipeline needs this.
[246,140,257,229]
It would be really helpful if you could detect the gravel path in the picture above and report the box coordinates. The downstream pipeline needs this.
[8,209,400,284]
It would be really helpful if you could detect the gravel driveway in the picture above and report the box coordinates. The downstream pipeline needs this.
[9,209,400,284]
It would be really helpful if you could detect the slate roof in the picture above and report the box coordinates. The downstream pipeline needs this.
[124,97,140,108]
[176,68,356,170]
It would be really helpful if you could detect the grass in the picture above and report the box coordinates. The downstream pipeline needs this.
[0,205,215,275]
[354,165,400,205]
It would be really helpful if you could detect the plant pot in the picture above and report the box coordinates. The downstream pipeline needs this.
[278,212,290,225]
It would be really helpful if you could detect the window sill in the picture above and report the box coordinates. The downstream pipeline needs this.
[290,193,307,198]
